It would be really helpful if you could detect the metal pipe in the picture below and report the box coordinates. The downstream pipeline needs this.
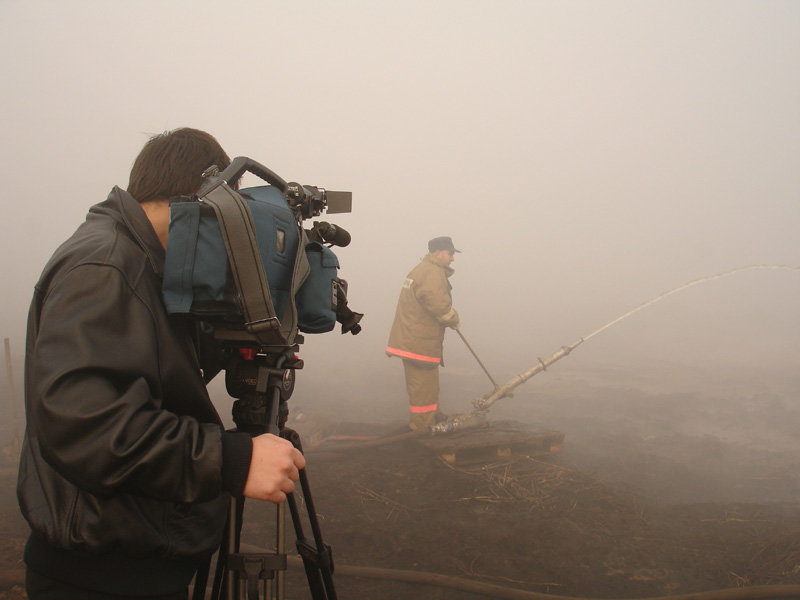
[472,339,584,411]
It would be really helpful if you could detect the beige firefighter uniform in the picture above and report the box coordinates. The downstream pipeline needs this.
[386,252,460,430]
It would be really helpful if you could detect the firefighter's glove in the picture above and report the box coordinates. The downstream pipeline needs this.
[439,307,460,329]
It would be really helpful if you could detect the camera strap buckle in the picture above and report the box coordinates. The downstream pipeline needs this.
[246,317,289,348]
[246,317,280,329]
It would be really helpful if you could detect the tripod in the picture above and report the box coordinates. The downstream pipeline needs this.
[206,346,336,600]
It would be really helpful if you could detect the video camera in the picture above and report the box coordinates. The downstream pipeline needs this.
[162,156,362,350]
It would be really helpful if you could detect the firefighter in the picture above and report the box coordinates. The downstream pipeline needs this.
[386,236,461,430]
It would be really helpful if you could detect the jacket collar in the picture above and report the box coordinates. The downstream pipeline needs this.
[423,252,455,277]
[97,186,166,276]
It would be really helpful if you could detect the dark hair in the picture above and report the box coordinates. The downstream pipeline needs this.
[127,128,231,202]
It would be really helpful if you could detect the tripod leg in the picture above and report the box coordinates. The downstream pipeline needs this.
[285,491,328,599]
[210,498,239,600]
[192,556,210,600]
[282,429,337,600]
[274,502,286,600]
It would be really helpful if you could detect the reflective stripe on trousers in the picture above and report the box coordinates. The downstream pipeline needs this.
[402,359,439,430]
[386,346,441,364]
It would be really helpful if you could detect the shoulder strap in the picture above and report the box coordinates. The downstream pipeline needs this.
[200,183,290,347]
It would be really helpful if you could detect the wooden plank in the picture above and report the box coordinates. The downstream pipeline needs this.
[417,419,565,465]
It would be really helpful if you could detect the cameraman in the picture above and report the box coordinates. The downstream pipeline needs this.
[17,128,305,599]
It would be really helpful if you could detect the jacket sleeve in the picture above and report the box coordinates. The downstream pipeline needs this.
[414,268,457,324]
[29,263,225,503]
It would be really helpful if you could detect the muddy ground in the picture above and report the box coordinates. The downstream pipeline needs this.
[1,362,799,600]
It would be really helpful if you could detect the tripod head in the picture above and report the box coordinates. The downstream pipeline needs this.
[220,343,304,436]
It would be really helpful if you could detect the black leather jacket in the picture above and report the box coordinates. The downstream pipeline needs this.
[18,187,229,568]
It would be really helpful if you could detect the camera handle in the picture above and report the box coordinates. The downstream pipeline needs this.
[218,157,288,193]
[208,353,337,600]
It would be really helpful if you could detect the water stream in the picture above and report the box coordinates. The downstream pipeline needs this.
[473,264,799,411]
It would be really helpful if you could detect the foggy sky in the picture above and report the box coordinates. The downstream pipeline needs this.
[1,0,798,416]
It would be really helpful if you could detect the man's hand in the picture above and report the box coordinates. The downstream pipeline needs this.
[243,433,306,503]
[437,307,460,329]
[447,308,460,329]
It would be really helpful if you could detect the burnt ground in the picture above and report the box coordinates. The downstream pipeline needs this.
[262,421,800,600]
[1,365,800,600]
